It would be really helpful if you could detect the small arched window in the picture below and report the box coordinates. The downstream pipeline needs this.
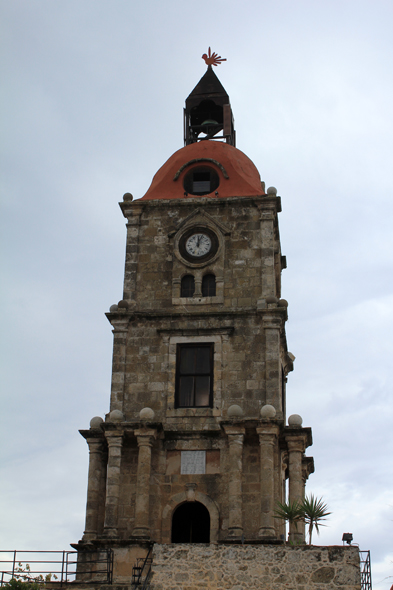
[202,274,216,297]
[181,275,195,297]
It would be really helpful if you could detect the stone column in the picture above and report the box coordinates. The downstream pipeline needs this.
[286,436,306,542]
[224,425,245,539]
[301,457,315,541]
[172,277,181,300]
[131,428,157,538]
[108,317,129,412]
[262,314,283,416]
[82,437,107,541]
[257,425,279,538]
[102,431,124,538]
[216,274,224,299]
[194,276,202,297]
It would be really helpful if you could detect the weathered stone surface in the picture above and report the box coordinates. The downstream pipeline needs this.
[150,544,361,590]
[311,566,335,582]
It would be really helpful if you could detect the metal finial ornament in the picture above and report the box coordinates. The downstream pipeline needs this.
[202,47,227,67]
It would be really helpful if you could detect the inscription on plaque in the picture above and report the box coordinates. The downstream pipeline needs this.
[181,451,206,474]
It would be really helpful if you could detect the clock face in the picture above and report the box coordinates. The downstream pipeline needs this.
[185,233,212,257]
[178,227,218,264]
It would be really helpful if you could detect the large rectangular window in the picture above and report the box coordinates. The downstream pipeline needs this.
[175,343,213,408]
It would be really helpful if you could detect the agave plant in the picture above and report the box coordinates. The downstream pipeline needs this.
[274,499,304,530]
[302,494,331,545]
[274,495,331,544]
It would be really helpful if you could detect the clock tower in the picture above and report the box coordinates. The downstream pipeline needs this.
[75,55,318,586]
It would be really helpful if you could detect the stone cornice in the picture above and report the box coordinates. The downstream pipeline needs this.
[157,326,234,336]
[284,426,313,449]
[118,195,281,214]
[106,307,287,322]
[79,428,105,441]
[302,456,315,478]
[223,424,246,437]
[256,424,280,438]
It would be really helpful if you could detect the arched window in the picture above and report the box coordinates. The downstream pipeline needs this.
[181,275,195,297]
[202,274,216,297]
[171,501,210,543]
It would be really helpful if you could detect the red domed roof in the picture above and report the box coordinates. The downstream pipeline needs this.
[140,141,264,200]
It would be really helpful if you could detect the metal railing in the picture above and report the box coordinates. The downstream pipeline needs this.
[359,550,372,590]
[131,544,153,590]
[0,550,113,586]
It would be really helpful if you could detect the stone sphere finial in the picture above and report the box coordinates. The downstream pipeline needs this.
[109,304,119,312]
[278,299,288,307]
[140,407,155,421]
[227,404,243,418]
[109,409,125,422]
[118,300,129,309]
[288,414,303,427]
[267,186,277,195]
[266,296,278,304]
[260,404,276,419]
[90,416,104,429]
[123,193,133,201]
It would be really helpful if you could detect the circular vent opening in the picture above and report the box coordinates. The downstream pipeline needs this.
[183,166,220,196]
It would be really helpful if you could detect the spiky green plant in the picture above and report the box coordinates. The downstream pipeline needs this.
[302,494,331,545]
[274,499,304,530]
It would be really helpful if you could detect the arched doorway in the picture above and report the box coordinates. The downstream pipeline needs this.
[171,501,210,543]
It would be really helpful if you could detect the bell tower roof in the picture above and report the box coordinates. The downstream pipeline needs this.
[184,49,235,146]
[186,66,230,108]
[140,140,264,200]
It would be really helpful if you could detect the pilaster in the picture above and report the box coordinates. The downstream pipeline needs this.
[82,435,107,541]
[108,317,130,412]
[259,207,276,299]
[120,202,144,302]
[102,430,124,538]
[223,425,245,539]
[262,313,283,415]
[131,428,157,539]
[285,432,308,542]
[257,424,279,539]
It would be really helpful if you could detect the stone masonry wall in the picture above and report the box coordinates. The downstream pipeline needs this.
[150,544,361,590]
[128,199,272,311]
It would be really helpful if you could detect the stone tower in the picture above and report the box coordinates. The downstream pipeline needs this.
[74,62,333,586]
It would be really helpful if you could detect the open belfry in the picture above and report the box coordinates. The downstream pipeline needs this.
[74,52,361,590]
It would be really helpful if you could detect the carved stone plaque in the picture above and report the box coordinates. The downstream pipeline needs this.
[181,450,206,474]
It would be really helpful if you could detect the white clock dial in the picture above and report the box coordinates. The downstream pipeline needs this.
[185,233,212,257]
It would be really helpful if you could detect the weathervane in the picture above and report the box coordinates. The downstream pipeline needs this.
[202,47,227,67]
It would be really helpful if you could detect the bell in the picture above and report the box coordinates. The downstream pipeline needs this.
[201,119,219,128]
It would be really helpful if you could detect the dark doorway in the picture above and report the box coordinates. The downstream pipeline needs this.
[171,501,210,543]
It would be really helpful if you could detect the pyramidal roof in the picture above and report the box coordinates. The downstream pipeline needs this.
[186,66,229,106]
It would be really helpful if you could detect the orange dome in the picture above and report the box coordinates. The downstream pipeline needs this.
[140,141,264,200]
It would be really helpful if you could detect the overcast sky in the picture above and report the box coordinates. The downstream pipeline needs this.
[1,0,392,586]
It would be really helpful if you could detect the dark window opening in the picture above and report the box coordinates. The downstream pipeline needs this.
[176,344,213,408]
[171,502,210,543]
[181,275,195,297]
[183,166,220,196]
[202,274,216,297]
[190,100,223,129]
[193,172,210,194]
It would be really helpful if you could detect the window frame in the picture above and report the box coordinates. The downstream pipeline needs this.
[181,274,195,297]
[175,343,214,409]
[202,273,216,297]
